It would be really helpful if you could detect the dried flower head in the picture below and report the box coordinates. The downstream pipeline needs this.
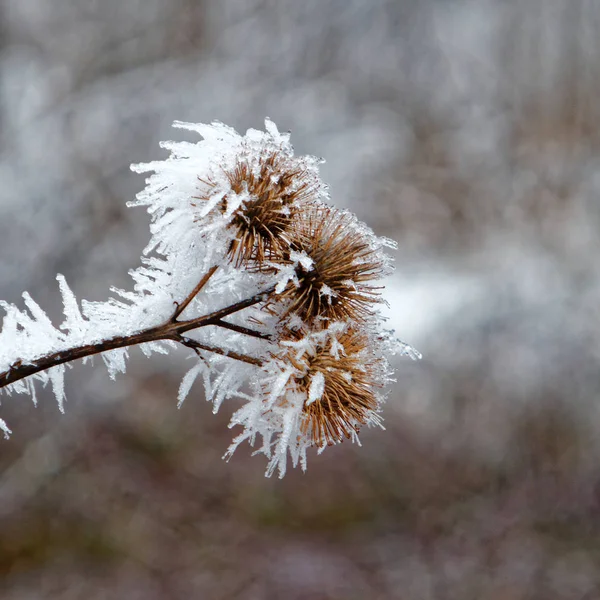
[273,207,388,324]
[193,143,323,267]
[290,327,385,448]
[226,323,391,477]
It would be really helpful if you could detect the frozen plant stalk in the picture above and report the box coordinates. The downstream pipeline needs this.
[0,119,419,477]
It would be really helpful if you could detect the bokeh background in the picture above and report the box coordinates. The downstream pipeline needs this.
[2,0,600,597]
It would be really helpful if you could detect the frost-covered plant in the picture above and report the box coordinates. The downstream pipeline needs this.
[0,119,419,477]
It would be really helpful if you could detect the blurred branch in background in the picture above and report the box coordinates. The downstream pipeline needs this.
[2,0,600,597]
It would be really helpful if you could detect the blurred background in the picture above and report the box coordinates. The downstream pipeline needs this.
[2,0,600,597]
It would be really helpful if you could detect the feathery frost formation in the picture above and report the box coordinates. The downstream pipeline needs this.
[0,119,419,476]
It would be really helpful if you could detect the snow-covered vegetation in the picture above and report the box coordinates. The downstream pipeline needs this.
[1,119,419,476]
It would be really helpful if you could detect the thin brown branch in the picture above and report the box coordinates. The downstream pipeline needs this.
[172,285,276,335]
[0,324,168,389]
[0,285,276,390]
[177,336,264,367]
[172,265,218,321]
[213,320,271,340]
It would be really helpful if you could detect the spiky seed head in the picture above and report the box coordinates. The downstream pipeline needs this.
[193,147,322,268]
[274,207,387,325]
[276,327,385,448]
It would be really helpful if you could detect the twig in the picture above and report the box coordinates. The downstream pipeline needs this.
[0,285,276,390]
[213,320,271,340]
[172,285,276,335]
[177,336,264,367]
[172,265,218,321]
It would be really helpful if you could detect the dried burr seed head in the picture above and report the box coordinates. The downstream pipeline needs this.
[194,147,321,267]
[279,327,384,448]
[275,207,386,325]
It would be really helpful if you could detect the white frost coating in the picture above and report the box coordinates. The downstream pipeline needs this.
[289,250,314,273]
[102,348,129,380]
[268,366,296,407]
[177,361,205,408]
[306,371,325,406]
[26,378,38,406]
[57,275,87,340]
[48,366,66,414]
[272,250,317,296]
[22,293,57,338]
[0,118,417,477]
[329,337,345,359]
[0,418,11,439]
[319,284,336,303]
[270,407,300,478]
[274,263,299,295]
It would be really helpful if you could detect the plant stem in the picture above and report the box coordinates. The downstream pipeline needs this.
[0,285,275,390]
[177,336,263,366]
[171,265,218,320]
[213,320,271,340]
